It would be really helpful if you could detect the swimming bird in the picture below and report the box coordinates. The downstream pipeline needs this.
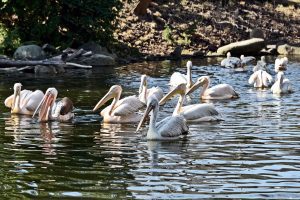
[253,56,268,72]
[93,85,145,123]
[274,57,288,73]
[248,70,273,88]
[169,60,193,89]
[186,76,239,100]
[271,72,292,94]
[221,52,241,68]
[159,83,221,122]
[32,88,74,122]
[4,83,44,115]
[139,74,163,104]
[240,55,256,67]
[136,96,189,140]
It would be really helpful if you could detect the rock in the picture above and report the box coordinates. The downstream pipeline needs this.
[277,44,300,55]
[14,45,46,60]
[216,38,265,55]
[76,54,115,66]
[80,41,117,59]
[34,65,65,74]
[250,28,264,39]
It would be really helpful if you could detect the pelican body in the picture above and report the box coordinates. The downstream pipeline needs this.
[253,56,269,72]
[169,61,193,89]
[159,84,221,122]
[93,85,145,123]
[139,74,163,104]
[221,52,241,68]
[32,88,74,122]
[271,72,292,94]
[275,57,288,73]
[186,76,239,100]
[240,55,256,67]
[248,70,273,88]
[4,83,44,115]
[136,96,189,140]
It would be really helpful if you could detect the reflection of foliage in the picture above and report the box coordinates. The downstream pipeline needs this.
[0,0,122,54]
[162,25,173,44]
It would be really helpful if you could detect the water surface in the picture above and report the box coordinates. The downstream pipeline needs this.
[1,56,300,199]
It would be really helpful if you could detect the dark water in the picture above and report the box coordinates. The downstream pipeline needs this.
[1,56,300,199]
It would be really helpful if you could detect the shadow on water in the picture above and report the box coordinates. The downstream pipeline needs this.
[1,55,300,199]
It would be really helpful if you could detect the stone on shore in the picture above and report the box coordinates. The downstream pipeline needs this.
[216,38,266,55]
[14,45,46,60]
[277,44,300,55]
[75,54,115,66]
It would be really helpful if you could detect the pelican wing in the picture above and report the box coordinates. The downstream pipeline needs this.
[248,71,259,84]
[113,95,144,116]
[157,115,188,138]
[207,84,238,98]
[23,90,44,111]
[147,87,164,101]
[241,56,256,65]
[182,103,219,120]
[169,72,187,87]
[262,71,273,86]
[282,79,292,93]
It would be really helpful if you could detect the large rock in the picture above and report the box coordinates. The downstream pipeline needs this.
[277,44,300,55]
[80,41,117,59]
[250,28,264,39]
[76,54,115,66]
[217,38,265,55]
[14,45,46,60]
[34,65,65,74]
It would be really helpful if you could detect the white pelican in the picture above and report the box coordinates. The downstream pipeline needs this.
[240,55,256,67]
[169,60,193,89]
[32,88,74,122]
[159,83,221,122]
[248,70,273,88]
[275,57,288,73]
[186,76,239,100]
[253,56,268,72]
[221,52,241,68]
[136,96,189,140]
[271,72,292,94]
[93,85,145,123]
[4,83,44,115]
[139,74,163,104]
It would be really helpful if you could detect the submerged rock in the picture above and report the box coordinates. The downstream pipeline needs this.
[217,38,265,55]
[14,45,46,60]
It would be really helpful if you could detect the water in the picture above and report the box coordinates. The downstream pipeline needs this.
[0,56,300,199]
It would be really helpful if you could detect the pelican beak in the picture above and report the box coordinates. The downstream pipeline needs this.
[186,80,203,95]
[93,90,115,113]
[136,103,154,132]
[159,84,185,105]
[32,91,56,122]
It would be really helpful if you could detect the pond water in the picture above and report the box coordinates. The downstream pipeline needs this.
[0,56,300,199]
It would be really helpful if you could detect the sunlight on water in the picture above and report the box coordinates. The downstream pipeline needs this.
[1,56,300,199]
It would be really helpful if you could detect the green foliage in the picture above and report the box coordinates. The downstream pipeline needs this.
[0,0,122,55]
[162,25,173,44]
[177,33,191,46]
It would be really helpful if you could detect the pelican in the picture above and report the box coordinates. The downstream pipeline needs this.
[169,60,193,89]
[159,83,221,122]
[139,74,163,104]
[221,52,241,68]
[186,76,239,100]
[4,83,44,115]
[240,55,256,67]
[275,57,288,73]
[253,56,268,72]
[248,70,273,88]
[93,85,145,123]
[136,96,189,140]
[32,88,74,122]
[271,72,292,94]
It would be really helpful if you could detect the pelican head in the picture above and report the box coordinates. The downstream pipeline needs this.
[11,83,22,111]
[32,88,58,122]
[186,61,192,69]
[227,52,231,58]
[136,96,158,132]
[159,83,186,105]
[261,56,266,62]
[240,55,244,59]
[93,85,122,115]
[186,76,209,95]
